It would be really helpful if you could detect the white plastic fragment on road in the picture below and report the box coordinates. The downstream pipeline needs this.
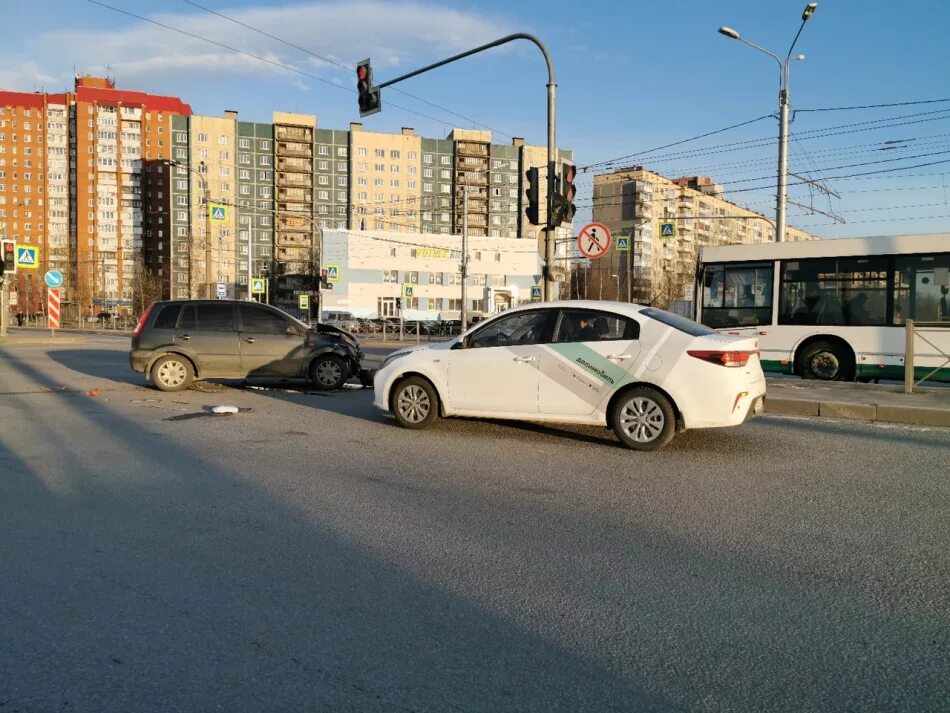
[211,405,240,415]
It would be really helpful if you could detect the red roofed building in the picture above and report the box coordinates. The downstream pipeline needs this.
[0,76,190,318]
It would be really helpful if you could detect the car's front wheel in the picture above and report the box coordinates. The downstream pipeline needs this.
[310,354,347,391]
[611,386,676,451]
[151,354,194,392]
[390,376,439,430]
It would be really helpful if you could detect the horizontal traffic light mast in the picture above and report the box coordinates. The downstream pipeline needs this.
[354,33,560,301]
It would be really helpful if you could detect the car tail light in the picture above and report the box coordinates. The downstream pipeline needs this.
[687,350,757,367]
[133,303,155,338]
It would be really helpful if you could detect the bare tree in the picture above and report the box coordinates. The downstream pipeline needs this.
[131,255,164,315]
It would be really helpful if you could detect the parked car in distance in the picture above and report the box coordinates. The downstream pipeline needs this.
[374,301,766,451]
[322,310,361,334]
[130,300,365,392]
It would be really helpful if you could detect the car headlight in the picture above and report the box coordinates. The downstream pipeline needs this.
[379,351,410,371]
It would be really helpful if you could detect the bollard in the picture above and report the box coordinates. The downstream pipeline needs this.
[904,319,914,394]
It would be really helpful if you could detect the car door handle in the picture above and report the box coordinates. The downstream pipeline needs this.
[607,354,632,361]
[513,356,537,363]
[244,337,255,343]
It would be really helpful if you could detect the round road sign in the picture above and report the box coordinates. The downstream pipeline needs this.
[44,269,64,288]
[578,223,612,259]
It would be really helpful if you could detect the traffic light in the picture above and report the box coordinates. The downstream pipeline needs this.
[1,240,15,277]
[356,59,381,117]
[561,162,577,224]
[395,297,402,310]
[524,167,541,226]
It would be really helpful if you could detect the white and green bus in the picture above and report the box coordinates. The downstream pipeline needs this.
[696,233,950,382]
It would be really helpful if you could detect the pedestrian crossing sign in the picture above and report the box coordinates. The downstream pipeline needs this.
[209,204,228,222]
[531,285,542,302]
[660,221,675,238]
[403,284,414,298]
[617,237,630,252]
[326,264,340,282]
[251,278,266,295]
[16,245,39,269]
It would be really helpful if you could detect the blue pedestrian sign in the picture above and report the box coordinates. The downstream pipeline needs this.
[44,269,64,288]
[326,264,340,282]
[617,237,630,252]
[660,222,675,238]
[209,204,228,222]
[403,284,414,298]
[251,278,266,295]
[16,245,38,269]
[531,285,542,302]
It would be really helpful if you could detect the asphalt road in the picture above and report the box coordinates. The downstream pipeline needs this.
[1,338,948,712]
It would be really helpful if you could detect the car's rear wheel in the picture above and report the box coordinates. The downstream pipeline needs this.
[390,377,439,430]
[310,354,347,390]
[611,386,676,451]
[152,354,194,392]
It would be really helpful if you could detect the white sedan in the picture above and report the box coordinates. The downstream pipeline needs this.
[373,301,766,451]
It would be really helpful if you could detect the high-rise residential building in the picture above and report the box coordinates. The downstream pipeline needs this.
[419,137,453,235]
[236,120,274,299]
[591,166,817,304]
[488,142,520,239]
[314,127,349,232]
[273,112,316,309]
[450,129,491,238]
[0,77,190,318]
[349,123,421,235]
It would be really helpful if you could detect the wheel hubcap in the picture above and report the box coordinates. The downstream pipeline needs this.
[158,360,186,387]
[619,397,665,443]
[811,351,840,379]
[316,361,342,386]
[397,385,430,423]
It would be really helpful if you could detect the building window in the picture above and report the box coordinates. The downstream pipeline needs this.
[337,161,346,171]
[428,272,443,285]
[239,138,250,148]
[218,135,228,145]
[375,148,385,158]
[440,155,451,165]
[423,182,433,192]
[337,147,347,157]
[197,133,208,142]
[383,269,398,283]
[358,147,367,156]
[423,154,433,164]
[318,145,329,155]
[318,175,328,185]
[318,160,328,170]
[239,154,251,164]
[337,176,347,186]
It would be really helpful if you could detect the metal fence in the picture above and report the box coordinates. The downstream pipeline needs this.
[904,320,950,393]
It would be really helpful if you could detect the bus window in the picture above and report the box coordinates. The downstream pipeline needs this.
[701,262,772,328]
[780,257,887,326]
[894,253,950,324]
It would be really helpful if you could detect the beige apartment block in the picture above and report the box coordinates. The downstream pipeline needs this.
[273,112,315,280]
[188,113,237,298]
[349,123,422,234]
[591,166,818,303]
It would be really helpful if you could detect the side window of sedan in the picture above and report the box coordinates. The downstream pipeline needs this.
[468,310,552,348]
[239,305,290,335]
[553,310,639,343]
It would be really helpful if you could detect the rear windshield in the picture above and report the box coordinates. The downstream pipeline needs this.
[640,307,716,337]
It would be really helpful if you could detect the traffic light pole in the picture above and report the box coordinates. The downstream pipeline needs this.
[374,33,558,300]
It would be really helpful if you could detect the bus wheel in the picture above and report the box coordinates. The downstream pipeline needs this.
[800,340,854,381]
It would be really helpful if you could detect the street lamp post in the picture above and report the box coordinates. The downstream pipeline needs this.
[718,2,817,243]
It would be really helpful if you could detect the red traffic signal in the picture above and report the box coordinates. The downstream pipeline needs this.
[356,59,381,117]
[1,239,15,276]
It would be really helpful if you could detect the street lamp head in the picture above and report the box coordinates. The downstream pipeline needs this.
[793,54,806,61]
[718,26,741,39]
[802,2,817,21]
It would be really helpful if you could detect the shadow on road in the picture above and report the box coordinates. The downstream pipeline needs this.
[0,349,669,712]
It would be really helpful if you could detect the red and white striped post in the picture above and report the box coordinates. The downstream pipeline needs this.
[48,287,60,335]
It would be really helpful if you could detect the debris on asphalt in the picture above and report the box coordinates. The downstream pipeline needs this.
[211,405,240,415]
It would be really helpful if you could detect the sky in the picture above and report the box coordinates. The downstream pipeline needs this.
[3,0,950,239]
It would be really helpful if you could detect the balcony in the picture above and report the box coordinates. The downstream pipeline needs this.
[277,141,312,157]
[278,217,312,232]
[277,174,312,188]
[276,126,312,141]
[277,201,311,214]
[457,142,488,157]
[277,157,311,173]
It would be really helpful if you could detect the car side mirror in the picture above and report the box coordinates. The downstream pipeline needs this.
[287,325,300,336]
[451,338,466,350]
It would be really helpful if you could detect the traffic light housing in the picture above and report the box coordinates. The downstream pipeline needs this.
[1,240,15,277]
[395,297,402,310]
[524,167,541,226]
[356,59,381,117]
[549,162,577,227]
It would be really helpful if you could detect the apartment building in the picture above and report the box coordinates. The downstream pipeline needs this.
[591,166,818,303]
[450,129,490,238]
[0,76,190,318]
[314,127,349,231]
[272,112,316,309]
[420,137,454,235]
[349,123,421,235]
[236,120,275,299]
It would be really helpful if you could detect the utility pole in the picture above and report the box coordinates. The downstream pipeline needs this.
[461,185,469,332]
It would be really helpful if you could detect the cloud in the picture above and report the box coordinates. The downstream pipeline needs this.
[6,1,511,92]
[0,62,58,92]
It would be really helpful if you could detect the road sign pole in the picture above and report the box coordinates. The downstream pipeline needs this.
[461,185,468,331]
[0,280,8,337]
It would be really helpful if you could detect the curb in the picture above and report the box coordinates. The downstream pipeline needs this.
[0,337,87,346]
[765,397,950,428]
